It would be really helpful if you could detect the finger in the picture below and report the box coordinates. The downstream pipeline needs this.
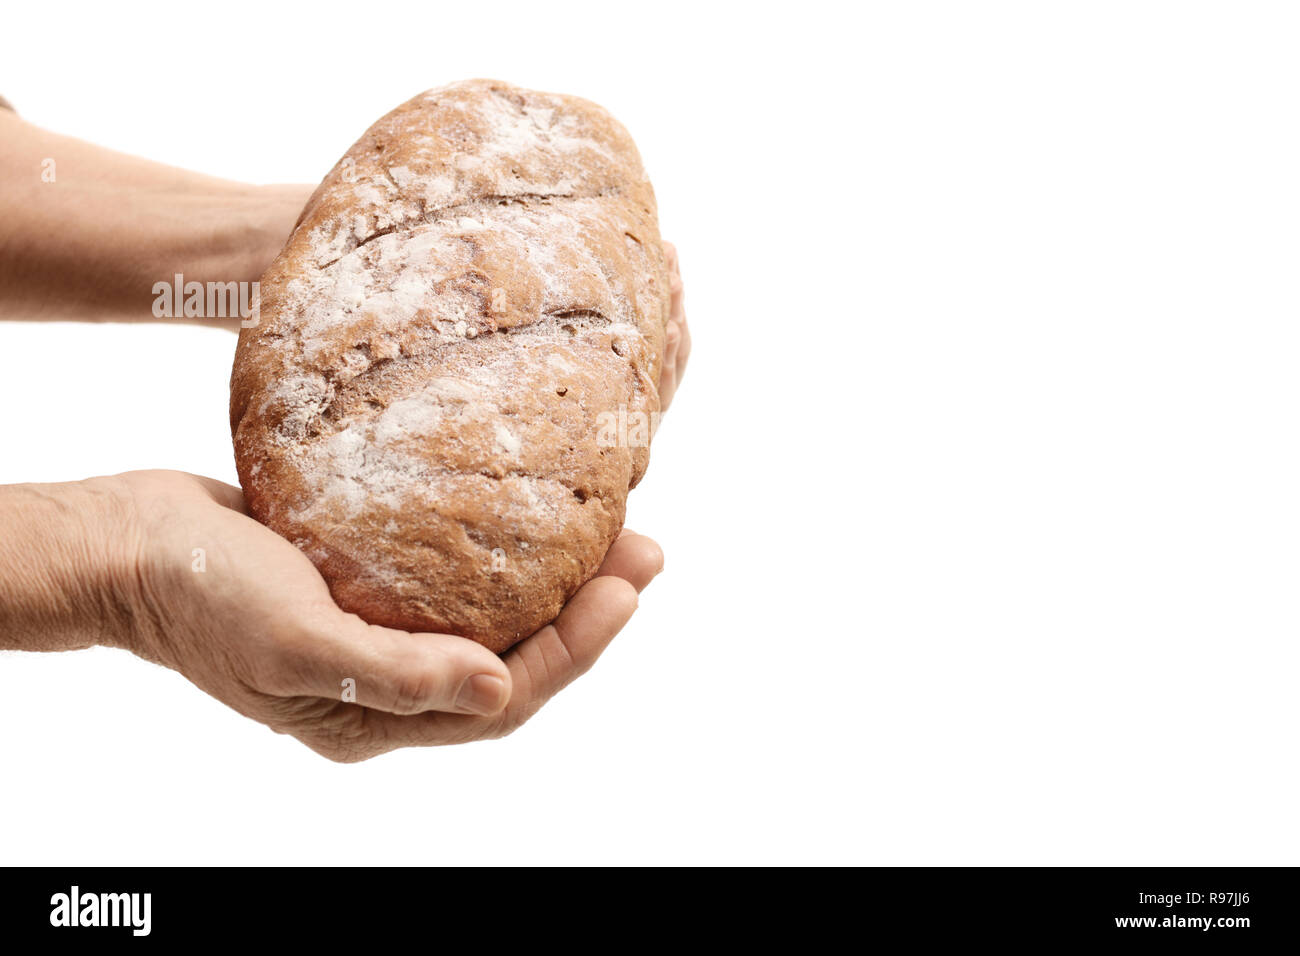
[597,530,664,592]
[661,240,688,411]
[675,312,691,384]
[502,574,638,718]
[667,241,683,321]
[271,616,512,717]
[659,321,681,410]
[362,574,640,750]
[670,267,690,386]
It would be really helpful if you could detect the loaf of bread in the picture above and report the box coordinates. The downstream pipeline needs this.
[230,80,669,652]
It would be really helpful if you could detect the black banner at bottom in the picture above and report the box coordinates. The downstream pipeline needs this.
[0,867,1293,945]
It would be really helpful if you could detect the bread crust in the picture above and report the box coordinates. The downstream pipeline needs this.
[230,80,669,652]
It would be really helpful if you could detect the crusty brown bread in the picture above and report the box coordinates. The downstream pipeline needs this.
[230,79,669,652]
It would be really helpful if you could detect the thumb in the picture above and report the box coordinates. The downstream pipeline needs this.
[278,613,513,717]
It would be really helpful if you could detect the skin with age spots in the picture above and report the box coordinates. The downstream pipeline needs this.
[0,107,690,761]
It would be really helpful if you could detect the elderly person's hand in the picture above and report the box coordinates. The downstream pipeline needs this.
[0,470,663,761]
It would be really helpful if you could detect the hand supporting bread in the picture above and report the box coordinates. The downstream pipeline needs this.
[232,80,672,651]
[0,469,664,761]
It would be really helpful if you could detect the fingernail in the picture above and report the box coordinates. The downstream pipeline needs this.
[456,674,507,715]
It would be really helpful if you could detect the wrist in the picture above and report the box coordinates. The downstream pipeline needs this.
[184,184,312,288]
[145,184,312,324]
[0,173,310,322]
[0,476,145,653]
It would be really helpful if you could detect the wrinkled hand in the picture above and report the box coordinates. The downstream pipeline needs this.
[110,470,663,762]
[659,241,691,411]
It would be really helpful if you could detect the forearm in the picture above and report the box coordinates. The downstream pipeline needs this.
[0,109,309,322]
[0,477,138,651]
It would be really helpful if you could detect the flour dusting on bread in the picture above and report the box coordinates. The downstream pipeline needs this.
[230,80,669,650]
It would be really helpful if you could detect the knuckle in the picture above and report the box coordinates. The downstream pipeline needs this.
[301,707,381,763]
[313,739,373,764]
[261,694,336,729]
[389,667,442,714]
[485,715,520,741]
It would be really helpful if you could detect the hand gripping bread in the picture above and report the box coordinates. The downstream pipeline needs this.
[230,80,669,652]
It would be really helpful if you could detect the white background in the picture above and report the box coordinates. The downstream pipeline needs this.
[1,1,1297,865]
